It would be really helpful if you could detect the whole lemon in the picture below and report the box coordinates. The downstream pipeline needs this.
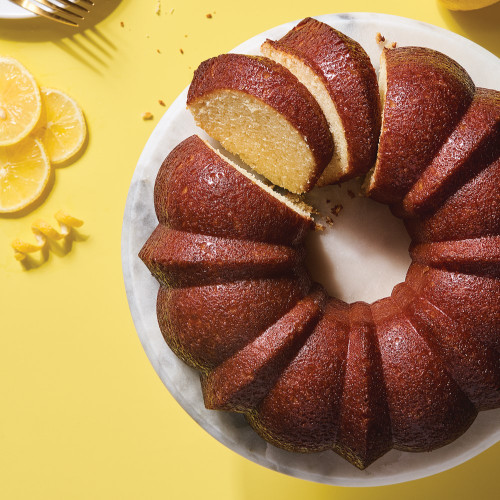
[439,0,499,10]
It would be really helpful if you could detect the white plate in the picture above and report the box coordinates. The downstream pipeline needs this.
[0,0,35,19]
[122,13,500,487]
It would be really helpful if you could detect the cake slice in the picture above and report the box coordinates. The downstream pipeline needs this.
[371,297,476,451]
[187,54,333,193]
[139,226,306,287]
[365,47,475,204]
[401,88,500,217]
[392,283,500,411]
[261,17,380,185]
[405,157,500,243]
[201,287,327,411]
[335,302,392,469]
[247,298,350,453]
[154,135,314,245]
[157,276,311,371]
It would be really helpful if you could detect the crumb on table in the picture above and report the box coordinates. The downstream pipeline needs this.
[142,112,154,120]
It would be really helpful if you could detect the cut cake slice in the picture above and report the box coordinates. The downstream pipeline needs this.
[261,17,380,186]
[187,54,333,194]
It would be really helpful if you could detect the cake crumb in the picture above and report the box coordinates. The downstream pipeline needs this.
[325,199,331,204]
[347,190,355,199]
[325,216,335,227]
[376,32,385,43]
[158,99,166,106]
[157,49,161,54]
[142,112,154,120]
[391,41,397,48]
[206,13,213,19]
[120,21,124,27]
[155,0,161,15]
[170,8,174,14]
[331,204,343,216]
[180,48,184,54]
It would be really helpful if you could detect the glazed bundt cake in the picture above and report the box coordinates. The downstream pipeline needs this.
[140,18,499,470]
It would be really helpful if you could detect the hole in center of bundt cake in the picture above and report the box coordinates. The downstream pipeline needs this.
[304,177,412,304]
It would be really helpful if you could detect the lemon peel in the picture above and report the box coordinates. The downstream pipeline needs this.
[11,210,84,261]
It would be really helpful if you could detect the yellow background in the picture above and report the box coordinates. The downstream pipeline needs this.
[1,0,499,498]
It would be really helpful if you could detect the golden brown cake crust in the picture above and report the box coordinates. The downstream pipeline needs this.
[368,46,475,204]
[410,236,500,278]
[406,264,500,353]
[335,302,392,469]
[402,88,500,217]
[187,53,333,187]
[262,17,380,181]
[247,298,350,452]
[392,282,500,411]
[405,157,500,243]
[154,135,314,245]
[371,297,477,452]
[201,287,327,412]
[139,226,306,287]
[156,276,311,372]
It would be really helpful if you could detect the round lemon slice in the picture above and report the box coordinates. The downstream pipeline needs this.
[0,57,42,147]
[0,138,52,214]
[36,88,87,165]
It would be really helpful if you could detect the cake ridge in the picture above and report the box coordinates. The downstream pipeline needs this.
[403,156,500,243]
[400,87,500,218]
[372,297,477,452]
[392,282,500,411]
[201,286,327,412]
[367,46,476,205]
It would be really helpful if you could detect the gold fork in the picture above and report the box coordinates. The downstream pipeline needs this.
[8,0,95,27]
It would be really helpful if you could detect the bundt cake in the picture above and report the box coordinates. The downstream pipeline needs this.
[140,18,499,470]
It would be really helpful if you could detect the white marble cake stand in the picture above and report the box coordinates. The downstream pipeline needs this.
[122,13,500,487]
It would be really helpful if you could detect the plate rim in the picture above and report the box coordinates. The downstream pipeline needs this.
[0,0,36,19]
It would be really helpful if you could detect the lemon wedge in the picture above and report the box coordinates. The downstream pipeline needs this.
[36,88,87,165]
[0,137,52,213]
[0,57,42,147]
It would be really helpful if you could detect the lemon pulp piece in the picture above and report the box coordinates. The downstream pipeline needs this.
[439,0,499,10]
[0,138,52,213]
[36,88,86,165]
[0,57,42,147]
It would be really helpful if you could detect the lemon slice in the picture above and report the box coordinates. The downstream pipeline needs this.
[0,138,52,213]
[36,88,87,165]
[0,57,42,147]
